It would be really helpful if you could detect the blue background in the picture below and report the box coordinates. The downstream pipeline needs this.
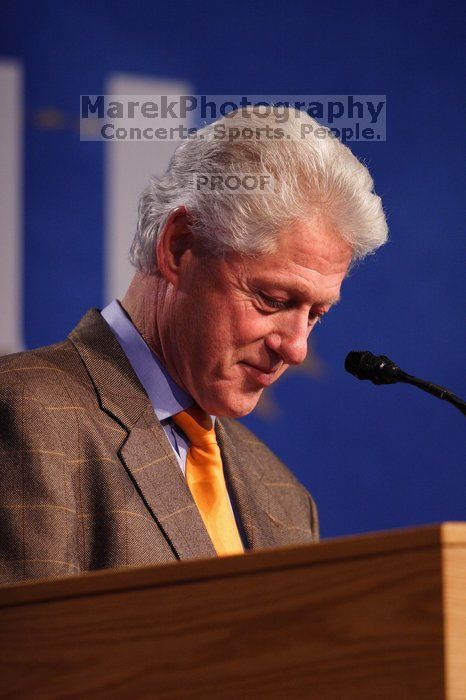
[1,0,464,538]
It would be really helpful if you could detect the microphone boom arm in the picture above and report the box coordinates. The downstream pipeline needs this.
[345,350,466,417]
[400,372,466,415]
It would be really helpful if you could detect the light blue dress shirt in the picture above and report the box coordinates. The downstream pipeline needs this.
[100,299,248,548]
[102,299,195,473]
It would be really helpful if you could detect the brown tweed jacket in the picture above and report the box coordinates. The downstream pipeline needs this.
[0,310,319,585]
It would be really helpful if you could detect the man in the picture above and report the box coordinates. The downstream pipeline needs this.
[0,108,388,585]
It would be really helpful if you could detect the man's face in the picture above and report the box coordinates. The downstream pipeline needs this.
[159,217,353,417]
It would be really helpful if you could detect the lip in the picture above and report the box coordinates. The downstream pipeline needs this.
[239,361,280,387]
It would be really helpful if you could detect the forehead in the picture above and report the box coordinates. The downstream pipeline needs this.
[237,217,353,305]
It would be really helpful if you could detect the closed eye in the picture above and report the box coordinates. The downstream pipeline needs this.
[259,292,324,324]
[259,292,289,310]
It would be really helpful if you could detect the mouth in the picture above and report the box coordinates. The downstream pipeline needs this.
[239,361,281,387]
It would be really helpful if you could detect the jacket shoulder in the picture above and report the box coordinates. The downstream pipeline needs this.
[0,340,93,401]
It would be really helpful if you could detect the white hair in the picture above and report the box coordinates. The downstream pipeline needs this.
[129,107,388,272]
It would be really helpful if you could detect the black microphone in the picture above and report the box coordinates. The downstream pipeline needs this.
[345,350,466,416]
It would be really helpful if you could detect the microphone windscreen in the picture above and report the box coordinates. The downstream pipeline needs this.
[345,350,400,384]
[344,350,371,378]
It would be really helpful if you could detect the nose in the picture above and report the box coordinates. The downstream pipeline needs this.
[264,312,310,366]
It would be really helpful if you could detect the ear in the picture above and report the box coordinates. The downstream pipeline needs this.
[156,206,193,286]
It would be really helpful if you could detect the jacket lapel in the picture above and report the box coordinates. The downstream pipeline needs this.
[120,410,216,560]
[69,309,216,561]
[216,419,292,551]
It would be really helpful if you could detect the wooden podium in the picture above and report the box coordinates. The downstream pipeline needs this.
[0,523,464,699]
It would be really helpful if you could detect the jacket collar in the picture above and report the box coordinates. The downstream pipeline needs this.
[69,308,151,429]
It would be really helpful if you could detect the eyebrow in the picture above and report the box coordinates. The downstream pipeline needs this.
[259,281,341,308]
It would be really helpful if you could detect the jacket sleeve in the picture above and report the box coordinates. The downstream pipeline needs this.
[0,379,79,585]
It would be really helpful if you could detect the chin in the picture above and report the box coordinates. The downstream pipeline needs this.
[198,388,263,419]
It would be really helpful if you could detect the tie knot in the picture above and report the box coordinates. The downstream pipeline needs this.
[172,405,217,447]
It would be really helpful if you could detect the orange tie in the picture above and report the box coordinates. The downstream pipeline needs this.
[172,405,244,556]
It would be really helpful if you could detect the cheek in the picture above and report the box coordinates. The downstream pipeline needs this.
[179,296,269,369]
[227,307,266,349]
[241,304,277,345]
